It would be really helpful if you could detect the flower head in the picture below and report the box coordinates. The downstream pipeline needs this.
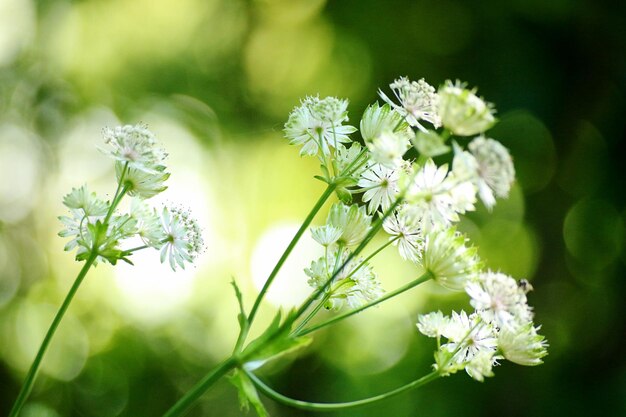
[366,130,411,169]
[305,248,383,310]
[468,136,515,209]
[417,311,449,338]
[311,224,342,247]
[160,206,204,270]
[379,77,441,131]
[421,227,483,290]
[441,311,498,364]
[465,271,533,328]
[117,162,169,200]
[360,102,409,142]
[438,81,496,136]
[327,202,372,247]
[358,163,401,214]
[382,206,423,262]
[284,96,357,156]
[62,185,108,216]
[101,124,167,172]
[497,322,548,366]
[130,199,166,248]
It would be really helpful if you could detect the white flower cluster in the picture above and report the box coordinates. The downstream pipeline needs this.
[59,124,204,270]
[417,270,547,381]
[285,76,546,376]
[306,202,384,310]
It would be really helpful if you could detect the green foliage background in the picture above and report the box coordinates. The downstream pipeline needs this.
[1,0,625,416]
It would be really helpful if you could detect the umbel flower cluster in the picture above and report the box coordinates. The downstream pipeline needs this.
[284,76,547,383]
[59,124,204,269]
[9,77,547,417]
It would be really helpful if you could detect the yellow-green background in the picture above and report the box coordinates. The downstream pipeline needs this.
[1,0,625,416]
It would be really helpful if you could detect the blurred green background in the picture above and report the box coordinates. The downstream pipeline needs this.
[1,0,625,416]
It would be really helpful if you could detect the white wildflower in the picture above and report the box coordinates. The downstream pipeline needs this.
[421,227,482,290]
[357,163,401,214]
[360,102,408,142]
[382,206,422,262]
[465,271,533,328]
[379,77,441,131]
[116,162,169,200]
[442,311,498,364]
[413,130,450,158]
[130,199,166,248]
[305,248,383,311]
[438,80,496,136]
[160,206,205,270]
[405,159,459,229]
[468,136,515,210]
[101,124,167,172]
[417,311,449,338]
[327,202,372,247]
[284,96,357,156]
[62,185,108,216]
[498,322,548,366]
[366,129,411,168]
[311,224,342,247]
[465,350,496,382]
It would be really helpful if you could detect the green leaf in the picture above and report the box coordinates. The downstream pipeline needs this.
[241,309,312,371]
[228,369,269,417]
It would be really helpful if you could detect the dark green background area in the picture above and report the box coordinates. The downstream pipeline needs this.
[1,0,625,416]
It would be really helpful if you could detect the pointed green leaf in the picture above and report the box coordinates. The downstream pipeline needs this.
[228,369,269,417]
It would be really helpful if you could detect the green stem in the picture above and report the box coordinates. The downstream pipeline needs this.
[162,357,239,417]
[242,184,336,344]
[289,195,404,328]
[246,369,440,411]
[103,162,129,225]
[297,271,433,336]
[292,293,330,335]
[8,251,99,417]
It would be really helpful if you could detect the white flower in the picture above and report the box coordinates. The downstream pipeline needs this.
[468,136,515,210]
[405,159,459,229]
[366,129,411,168]
[160,206,204,270]
[116,162,169,199]
[101,124,167,172]
[465,271,533,328]
[442,311,498,364]
[360,102,408,142]
[413,130,450,158]
[62,185,108,216]
[357,163,401,214]
[305,248,383,310]
[421,227,483,290]
[284,96,357,156]
[334,142,367,179]
[417,311,449,338]
[497,322,548,366]
[465,350,496,382]
[438,80,496,136]
[130,199,166,248]
[311,224,342,247]
[327,202,372,247]
[379,77,441,131]
[382,206,422,262]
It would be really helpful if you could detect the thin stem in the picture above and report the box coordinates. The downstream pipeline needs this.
[345,235,399,281]
[8,251,99,417]
[292,293,330,335]
[243,184,336,342]
[292,236,399,336]
[246,369,440,411]
[290,195,404,327]
[103,162,129,225]
[162,357,239,417]
[297,271,433,336]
